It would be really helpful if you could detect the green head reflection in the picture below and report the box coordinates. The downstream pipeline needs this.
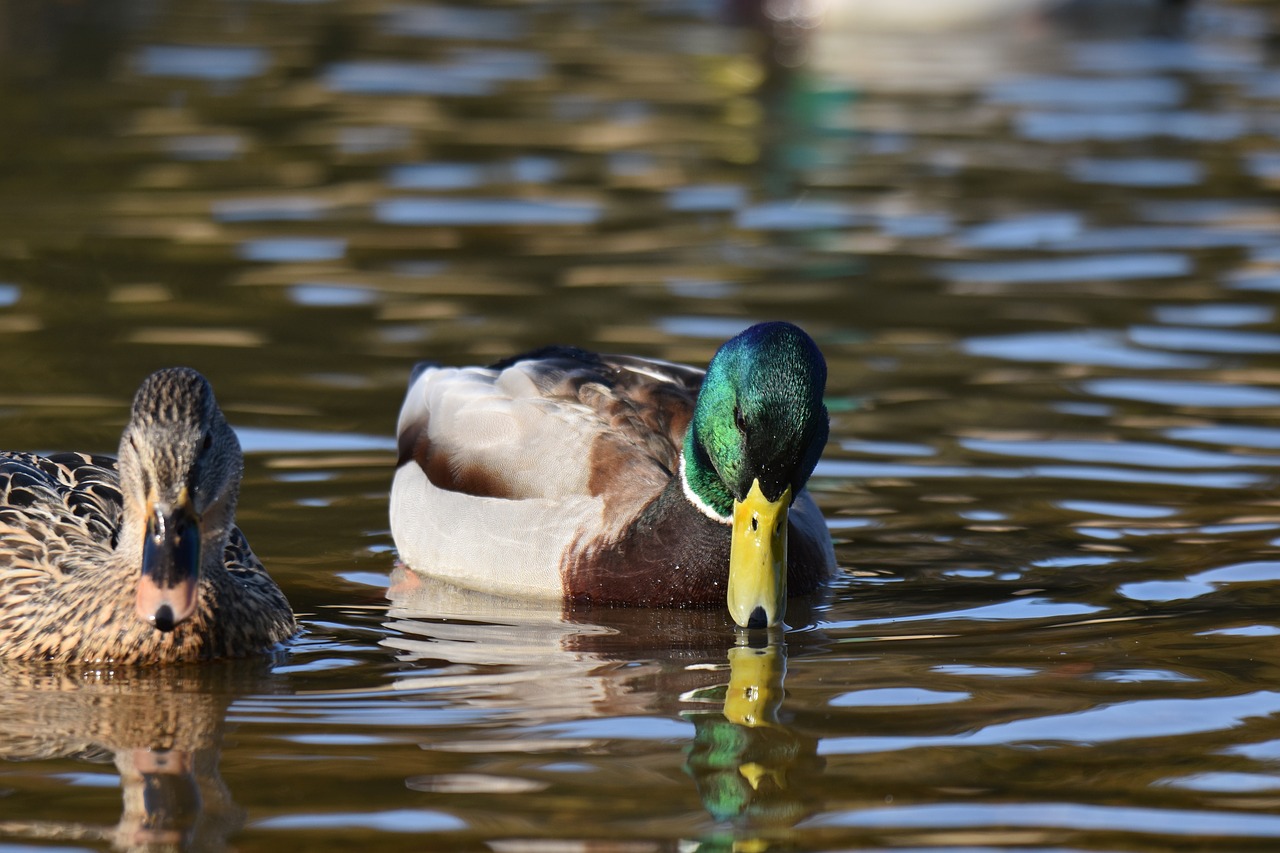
[683,640,822,836]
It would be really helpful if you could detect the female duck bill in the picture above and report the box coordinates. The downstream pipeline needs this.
[135,496,201,632]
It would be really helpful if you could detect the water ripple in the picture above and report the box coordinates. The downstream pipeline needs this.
[987,75,1184,109]
[819,692,1280,755]
[376,197,601,226]
[256,809,466,832]
[1129,324,1280,354]
[135,45,268,81]
[812,801,1280,836]
[1084,378,1280,408]
[384,5,526,40]
[965,329,1209,368]
[938,253,1189,284]
[962,438,1278,469]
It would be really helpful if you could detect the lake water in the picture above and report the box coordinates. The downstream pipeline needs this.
[2,0,1280,849]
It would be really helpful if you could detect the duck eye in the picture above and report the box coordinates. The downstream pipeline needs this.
[202,433,213,451]
[733,405,747,434]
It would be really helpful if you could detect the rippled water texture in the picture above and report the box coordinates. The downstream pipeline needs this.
[2,0,1280,850]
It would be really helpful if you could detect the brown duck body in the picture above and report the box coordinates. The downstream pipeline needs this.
[390,345,835,610]
[0,367,296,664]
[0,451,294,663]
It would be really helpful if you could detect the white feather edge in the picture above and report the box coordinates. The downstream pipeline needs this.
[678,452,731,525]
[390,463,592,599]
[390,362,601,598]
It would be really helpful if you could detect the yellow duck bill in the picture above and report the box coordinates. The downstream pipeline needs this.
[727,479,790,629]
[136,497,202,632]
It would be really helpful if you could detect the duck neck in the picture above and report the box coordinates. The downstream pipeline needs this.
[680,428,733,523]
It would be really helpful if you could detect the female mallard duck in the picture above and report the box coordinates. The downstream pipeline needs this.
[391,321,835,628]
[0,367,295,663]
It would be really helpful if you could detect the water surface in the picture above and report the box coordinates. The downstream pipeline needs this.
[2,0,1280,850]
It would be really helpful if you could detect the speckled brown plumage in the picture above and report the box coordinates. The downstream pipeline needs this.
[0,368,295,664]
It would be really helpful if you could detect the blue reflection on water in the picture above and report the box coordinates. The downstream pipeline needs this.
[962,438,1278,470]
[1017,111,1247,143]
[238,238,347,262]
[1202,626,1280,637]
[736,200,866,230]
[256,809,466,832]
[660,316,752,339]
[290,285,378,307]
[235,426,395,454]
[1053,226,1273,252]
[376,197,600,226]
[1031,465,1261,489]
[1057,500,1177,519]
[1070,158,1203,187]
[965,330,1209,369]
[387,163,487,190]
[668,184,746,212]
[214,197,325,223]
[1129,325,1280,354]
[1072,40,1258,74]
[834,597,1101,629]
[1051,402,1114,417]
[1153,303,1274,326]
[961,213,1081,249]
[1085,378,1280,407]
[819,691,1280,755]
[383,5,526,40]
[1167,425,1280,449]
[541,716,694,740]
[987,75,1183,109]
[1164,772,1280,793]
[933,665,1036,678]
[831,688,968,708]
[135,45,269,81]
[1123,561,1280,603]
[1230,270,1280,292]
[325,61,494,96]
[811,801,1280,836]
[326,50,545,96]
[840,439,936,458]
[939,253,1189,284]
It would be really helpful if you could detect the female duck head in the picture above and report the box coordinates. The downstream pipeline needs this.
[682,322,828,629]
[116,367,244,633]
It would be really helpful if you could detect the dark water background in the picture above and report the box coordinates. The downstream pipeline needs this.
[3,0,1280,849]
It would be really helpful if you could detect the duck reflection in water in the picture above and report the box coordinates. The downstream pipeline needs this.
[0,659,277,851]
[384,569,821,839]
[682,640,822,844]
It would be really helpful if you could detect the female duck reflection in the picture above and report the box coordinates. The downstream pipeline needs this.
[384,569,822,836]
[0,659,277,850]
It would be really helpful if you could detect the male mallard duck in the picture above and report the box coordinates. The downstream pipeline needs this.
[0,367,295,663]
[391,321,835,628]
